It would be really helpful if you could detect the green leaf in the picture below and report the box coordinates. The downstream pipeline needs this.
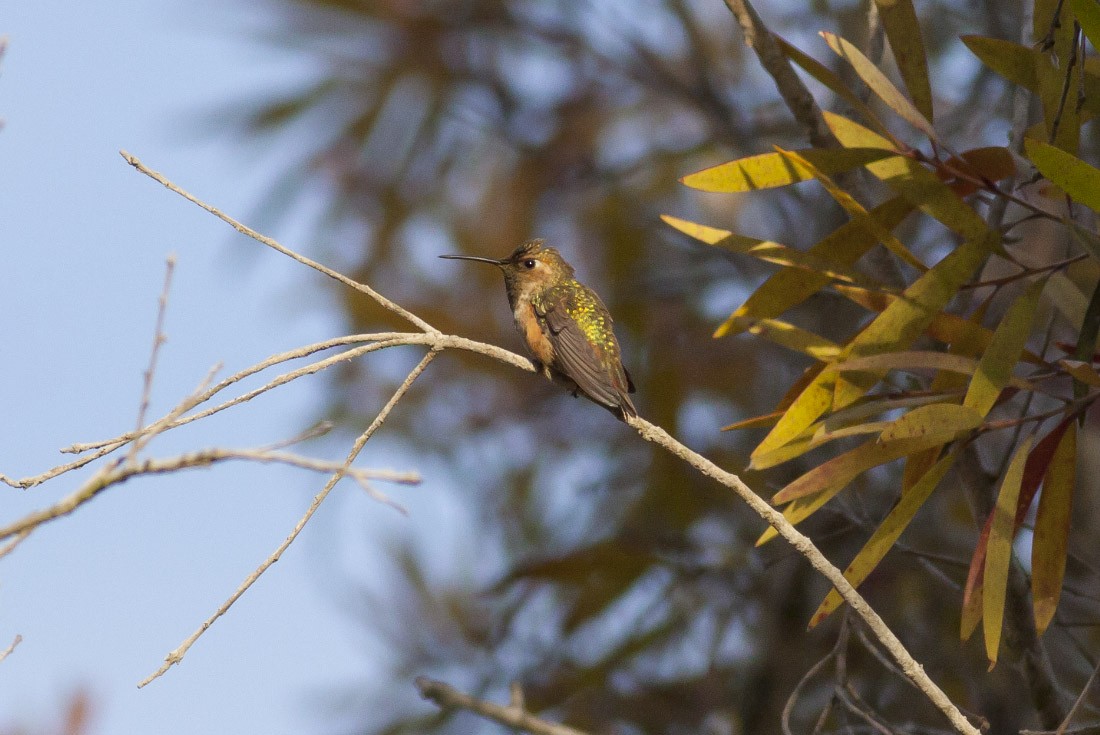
[1033,422,1076,633]
[774,147,927,272]
[1071,0,1100,51]
[752,233,996,459]
[821,32,937,141]
[983,437,1033,668]
[776,36,889,137]
[713,197,914,338]
[726,317,842,360]
[877,403,982,442]
[824,112,996,242]
[758,434,953,545]
[875,0,934,123]
[1026,139,1100,212]
[963,278,1047,417]
[810,450,955,626]
[681,147,895,192]
[660,215,887,288]
[961,36,1039,92]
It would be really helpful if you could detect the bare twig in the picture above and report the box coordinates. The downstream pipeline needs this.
[721,0,835,149]
[138,349,438,687]
[119,151,436,334]
[0,444,417,544]
[0,635,22,664]
[129,255,176,464]
[416,677,593,735]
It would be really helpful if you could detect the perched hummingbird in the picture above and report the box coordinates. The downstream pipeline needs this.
[441,239,637,420]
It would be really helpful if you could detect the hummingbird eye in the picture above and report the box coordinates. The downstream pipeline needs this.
[523,259,537,269]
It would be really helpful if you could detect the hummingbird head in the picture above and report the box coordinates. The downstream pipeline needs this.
[440,239,575,302]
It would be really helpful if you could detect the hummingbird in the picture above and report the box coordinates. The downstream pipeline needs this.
[441,239,637,420]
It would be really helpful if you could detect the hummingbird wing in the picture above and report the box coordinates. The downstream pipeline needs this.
[537,288,636,415]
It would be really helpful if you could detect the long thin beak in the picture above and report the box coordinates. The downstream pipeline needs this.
[439,254,507,266]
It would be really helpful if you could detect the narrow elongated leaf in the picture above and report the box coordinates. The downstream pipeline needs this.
[963,278,1047,416]
[721,411,783,432]
[1033,422,1077,633]
[776,36,889,137]
[771,434,954,505]
[830,350,980,376]
[984,437,1033,668]
[874,0,934,122]
[825,112,996,242]
[714,197,914,337]
[1071,0,1100,51]
[877,403,982,442]
[661,215,886,288]
[961,415,1075,641]
[727,317,841,360]
[1059,359,1100,386]
[681,147,895,192]
[810,451,955,626]
[822,391,962,432]
[821,32,937,141]
[1026,139,1100,212]
[752,233,995,458]
[963,35,1100,118]
[774,148,927,271]
[962,36,1039,91]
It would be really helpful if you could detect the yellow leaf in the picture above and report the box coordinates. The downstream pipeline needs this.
[829,350,980,376]
[824,112,996,242]
[810,451,955,626]
[1071,0,1100,52]
[1025,139,1100,213]
[728,317,842,360]
[721,411,783,432]
[752,233,995,458]
[963,278,1047,417]
[1033,422,1077,633]
[875,0,934,123]
[833,233,998,408]
[681,147,895,192]
[660,215,887,288]
[1058,359,1100,386]
[714,197,914,338]
[878,403,982,443]
[773,148,927,272]
[776,36,889,137]
[821,32,937,141]
[771,434,955,505]
[983,437,1034,668]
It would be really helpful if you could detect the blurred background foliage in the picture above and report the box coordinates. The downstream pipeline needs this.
[210,0,1100,732]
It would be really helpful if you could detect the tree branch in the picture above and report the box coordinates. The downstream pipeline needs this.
[106,151,980,733]
[721,0,835,149]
[416,677,593,735]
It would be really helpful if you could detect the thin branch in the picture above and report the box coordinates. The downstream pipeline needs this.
[138,349,438,688]
[416,677,593,735]
[0,443,418,544]
[3,333,532,491]
[129,255,176,463]
[0,635,22,664]
[721,0,835,149]
[119,151,437,334]
[624,414,980,735]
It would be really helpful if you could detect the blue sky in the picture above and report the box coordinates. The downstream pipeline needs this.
[0,4,452,733]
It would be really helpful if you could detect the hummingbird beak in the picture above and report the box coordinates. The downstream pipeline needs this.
[439,254,508,266]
